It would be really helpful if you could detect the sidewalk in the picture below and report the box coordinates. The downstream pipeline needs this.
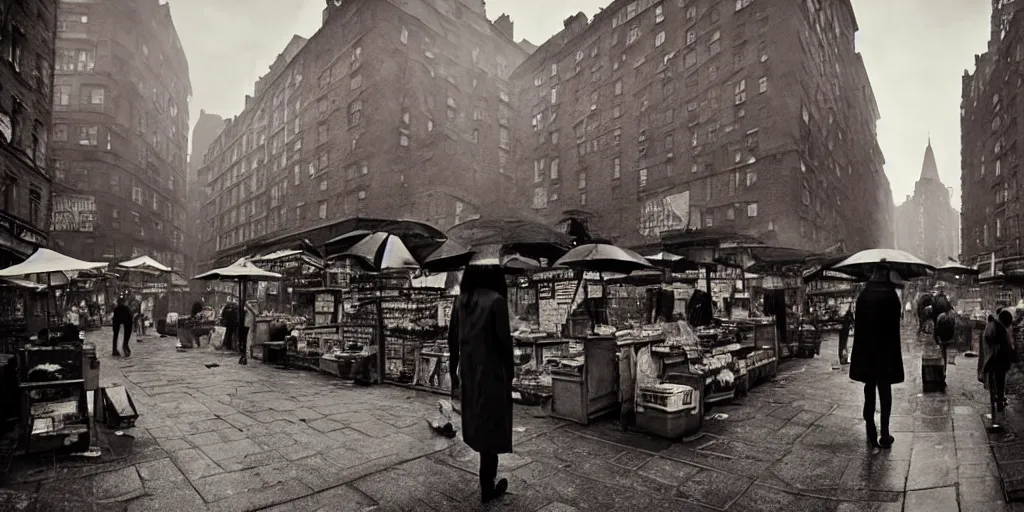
[0,325,1012,511]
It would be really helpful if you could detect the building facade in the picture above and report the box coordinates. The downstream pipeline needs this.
[49,0,191,271]
[198,0,529,264]
[894,141,960,266]
[961,1,1024,267]
[185,110,224,278]
[509,0,893,251]
[0,0,59,265]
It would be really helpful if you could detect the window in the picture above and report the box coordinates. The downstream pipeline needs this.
[78,125,98,146]
[996,159,1002,176]
[551,63,558,77]
[83,87,104,105]
[627,25,640,45]
[400,132,409,146]
[615,80,623,96]
[348,99,362,126]
[686,7,696,20]
[758,77,768,93]
[319,153,329,170]
[578,172,587,189]
[350,74,362,90]
[28,189,40,225]
[655,31,666,47]
[54,85,70,106]
[639,168,648,188]
[655,5,664,23]
[318,202,327,219]
[551,131,559,145]
[499,127,510,149]
[802,105,809,124]
[734,79,747,104]
[294,166,300,185]
[400,27,409,44]
[746,170,757,186]
[613,105,622,118]
[550,158,560,180]
[686,30,696,45]
[534,160,544,182]
[358,190,366,200]
[472,129,479,144]
[747,203,758,217]
[54,124,68,142]
[550,86,558,104]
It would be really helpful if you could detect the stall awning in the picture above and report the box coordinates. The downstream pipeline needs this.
[118,255,172,273]
[251,249,326,269]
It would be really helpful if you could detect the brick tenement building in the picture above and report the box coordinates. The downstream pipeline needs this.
[49,0,191,271]
[508,0,893,251]
[894,140,960,266]
[184,110,224,278]
[198,0,529,261]
[960,1,1024,268]
[0,0,59,265]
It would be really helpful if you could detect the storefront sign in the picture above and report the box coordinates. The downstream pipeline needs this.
[639,191,690,238]
[51,194,97,232]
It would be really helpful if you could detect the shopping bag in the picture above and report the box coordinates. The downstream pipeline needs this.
[210,327,226,349]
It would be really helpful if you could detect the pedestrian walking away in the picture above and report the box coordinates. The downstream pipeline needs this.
[980,309,1013,418]
[935,310,957,367]
[849,264,904,450]
[111,297,133,357]
[838,309,853,365]
[447,266,514,504]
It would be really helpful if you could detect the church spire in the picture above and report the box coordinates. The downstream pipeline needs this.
[920,138,940,181]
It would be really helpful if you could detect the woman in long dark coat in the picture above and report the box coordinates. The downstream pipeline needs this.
[447,266,514,504]
[849,265,904,449]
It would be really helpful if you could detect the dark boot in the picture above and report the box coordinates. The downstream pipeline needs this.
[866,422,880,449]
[481,478,508,504]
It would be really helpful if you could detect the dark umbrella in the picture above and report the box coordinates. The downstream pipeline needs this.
[447,217,571,263]
[554,243,653,274]
[420,239,473,272]
[338,232,419,271]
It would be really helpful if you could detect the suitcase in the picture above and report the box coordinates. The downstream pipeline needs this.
[922,345,946,392]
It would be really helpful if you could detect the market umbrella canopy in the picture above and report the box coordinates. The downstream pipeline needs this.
[250,249,326,269]
[420,238,473,272]
[935,259,980,277]
[831,249,934,280]
[554,243,653,274]
[192,258,283,281]
[340,231,418,271]
[0,248,107,277]
[448,217,571,263]
[118,255,172,273]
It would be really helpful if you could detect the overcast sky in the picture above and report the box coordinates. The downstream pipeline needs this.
[168,0,991,210]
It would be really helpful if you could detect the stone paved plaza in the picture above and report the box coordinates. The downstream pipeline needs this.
[0,322,1015,511]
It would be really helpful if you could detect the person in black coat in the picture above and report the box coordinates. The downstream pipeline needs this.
[447,266,514,504]
[849,265,903,449]
[980,309,1013,414]
[917,293,934,333]
[839,309,854,364]
[112,297,133,357]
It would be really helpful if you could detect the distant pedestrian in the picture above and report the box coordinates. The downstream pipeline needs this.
[839,309,853,364]
[849,264,903,450]
[917,294,934,333]
[980,309,1014,415]
[111,297,133,357]
[447,266,514,504]
[935,310,957,367]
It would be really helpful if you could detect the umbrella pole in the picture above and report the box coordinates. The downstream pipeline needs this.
[47,272,52,329]
[376,277,385,385]
[238,279,247,364]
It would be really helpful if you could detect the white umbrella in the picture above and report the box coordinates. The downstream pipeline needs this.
[0,248,107,277]
[193,258,283,281]
[832,249,934,280]
[645,251,683,263]
[118,255,172,273]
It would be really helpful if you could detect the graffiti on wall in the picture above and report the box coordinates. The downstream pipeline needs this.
[50,194,96,232]
[638,191,690,238]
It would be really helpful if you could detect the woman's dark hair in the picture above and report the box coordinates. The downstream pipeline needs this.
[459,266,508,301]
[999,309,1014,328]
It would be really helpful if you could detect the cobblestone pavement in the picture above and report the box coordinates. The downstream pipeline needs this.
[0,323,1013,511]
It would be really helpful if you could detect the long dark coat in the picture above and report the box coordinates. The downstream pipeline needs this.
[850,281,905,384]
[979,314,1012,386]
[447,289,514,455]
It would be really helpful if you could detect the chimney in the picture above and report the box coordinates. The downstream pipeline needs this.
[563,12,588,33]
[493,14,513,40]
